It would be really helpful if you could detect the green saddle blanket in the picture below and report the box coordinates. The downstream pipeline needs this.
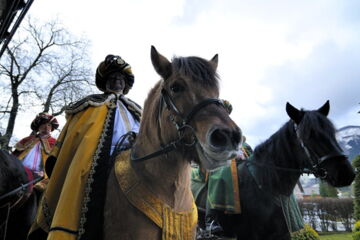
[191,160,241,214]
[191,166,208,215]
[191,165,304,233]
[277,194,304,232]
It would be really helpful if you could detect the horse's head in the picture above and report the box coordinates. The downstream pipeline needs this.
[144,46,241,170]
[286,100,355,187]
[0,150,28,205]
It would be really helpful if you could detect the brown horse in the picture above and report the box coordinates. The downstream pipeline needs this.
[103,46,242,239]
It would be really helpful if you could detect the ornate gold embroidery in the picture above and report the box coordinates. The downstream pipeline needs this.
[115,151,198,240]
[77,107,114,239]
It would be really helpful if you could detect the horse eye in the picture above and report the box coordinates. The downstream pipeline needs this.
[170,83,184,93]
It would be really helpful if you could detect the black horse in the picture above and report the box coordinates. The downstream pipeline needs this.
[194,101,355,240]
[0,150,39,240]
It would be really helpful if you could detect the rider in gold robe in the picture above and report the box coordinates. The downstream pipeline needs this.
[28,55,141,240]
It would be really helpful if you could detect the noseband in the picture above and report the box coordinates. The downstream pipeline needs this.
[130,88,230,162]
[294,123,347,179]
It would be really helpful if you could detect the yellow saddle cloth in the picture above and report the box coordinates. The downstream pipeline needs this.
[115,150,198,240]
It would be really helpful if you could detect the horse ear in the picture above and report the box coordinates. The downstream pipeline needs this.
[317,100,330,116]
[209,54,218,71]
[151,45,172,80]
[286,102,303,124]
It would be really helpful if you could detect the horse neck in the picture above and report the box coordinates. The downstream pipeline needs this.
[252,122,303,196]
[131,151,193,211]
[131,90,193,211]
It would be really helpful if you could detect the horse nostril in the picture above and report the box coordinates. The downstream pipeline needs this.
[232,130,241,147]
[209,128,242,149]
[210,129,228,148]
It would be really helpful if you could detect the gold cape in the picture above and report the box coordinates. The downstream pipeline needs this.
[30,102,111,240]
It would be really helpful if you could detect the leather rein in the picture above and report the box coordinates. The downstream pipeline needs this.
[0,174,43,240]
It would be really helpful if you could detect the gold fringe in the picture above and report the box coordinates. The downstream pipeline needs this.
[115,151,197,240]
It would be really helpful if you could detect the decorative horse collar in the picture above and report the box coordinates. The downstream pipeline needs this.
[115,150,197,240]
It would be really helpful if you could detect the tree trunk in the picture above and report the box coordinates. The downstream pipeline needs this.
[3,91,20,148]
[43,89,53,113]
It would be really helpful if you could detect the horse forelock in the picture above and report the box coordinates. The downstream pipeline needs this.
[298,110,336,140]
[141,56,220,132]
[172,56,219,89]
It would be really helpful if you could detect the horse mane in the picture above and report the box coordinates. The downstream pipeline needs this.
[296,110,336,140]
[251,109,336,193]
[251,121,296,191]
[139,81,162,135]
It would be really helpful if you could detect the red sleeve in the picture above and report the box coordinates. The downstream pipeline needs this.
[12,136,33,156]
[48,136,57,148]
[18,136,35,145]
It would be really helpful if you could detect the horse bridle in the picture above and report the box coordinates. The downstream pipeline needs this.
[240,122,347,179]
[293,123,347,179]
[130,88,230,162]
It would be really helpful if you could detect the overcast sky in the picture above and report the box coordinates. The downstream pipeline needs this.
[11,0,360,147]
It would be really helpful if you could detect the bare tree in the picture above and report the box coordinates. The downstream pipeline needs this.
[0,16,94,148]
